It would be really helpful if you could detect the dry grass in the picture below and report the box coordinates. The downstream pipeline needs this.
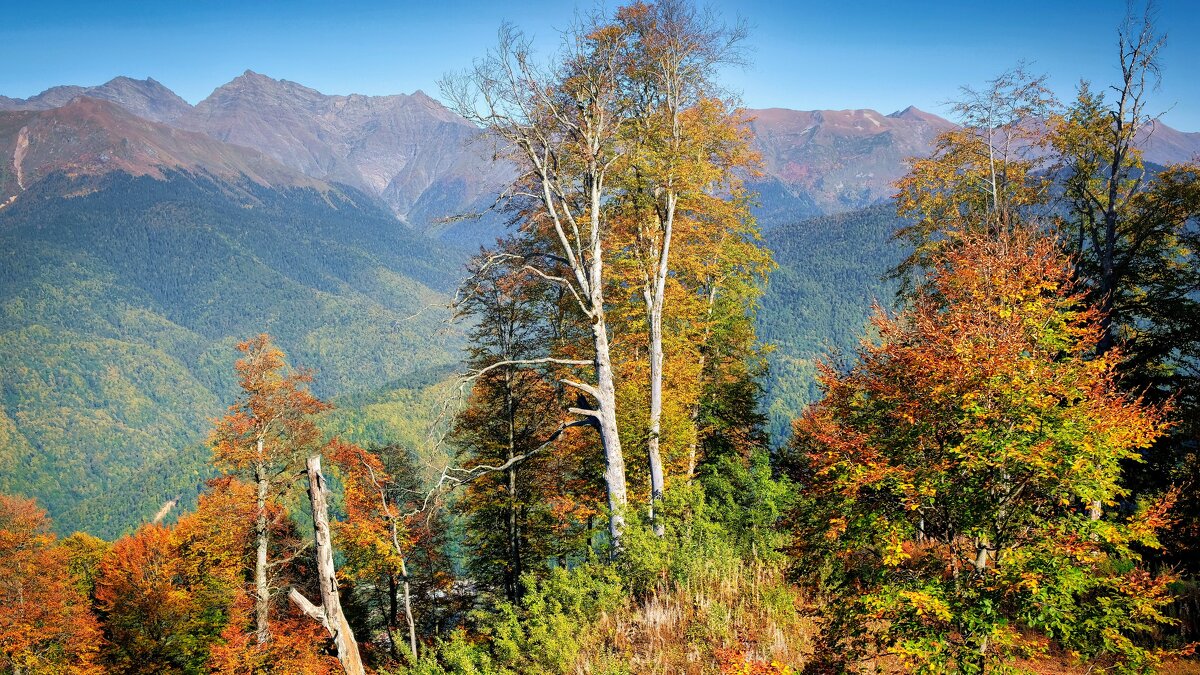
[565,562,1200,674]
[573,557,817,674]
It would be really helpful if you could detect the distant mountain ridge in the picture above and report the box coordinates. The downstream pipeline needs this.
[0,97,335,199]
[1,73,514,241]
[1141,119,1200,166]
[4,73,1198,234]
[0,76,192,124]
[174,71,513,237]
[746,106,956,220]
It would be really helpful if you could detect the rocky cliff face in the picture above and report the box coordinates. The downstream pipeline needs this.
[176,71,513,234]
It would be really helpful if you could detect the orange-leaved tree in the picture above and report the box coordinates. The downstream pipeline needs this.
[611,0,753,518]
[211,334,331,645]
[93,478,257,674]
[788,227,1175,673]
[326,439,430,663]
[206,591,338,675]
[0,495,103,674]
[94,523,202,672]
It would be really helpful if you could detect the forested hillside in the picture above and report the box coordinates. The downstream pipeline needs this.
[0,133,915,538]
[759,204,902,441]
[0,171,461,536]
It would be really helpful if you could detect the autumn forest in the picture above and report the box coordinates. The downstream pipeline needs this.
[2,2,1199,674]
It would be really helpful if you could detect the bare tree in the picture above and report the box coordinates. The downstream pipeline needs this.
[289,455,366,675]
[1056,4,1164,360]
[950,62,1058,228]
[441,18,632,547]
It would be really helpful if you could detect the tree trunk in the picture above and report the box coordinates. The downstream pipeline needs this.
[379,478,418,662]
[646,298,666,533]
[592,316,629,551]
[506,464,522,602]
[687,284,719,480]
[385,574,400,658]
[646,203,673,487]
[582,171,629,551]
[399,555,417,662]
[645,140,678,537]
[505,369,522,602]
[290,455,366,675]
[253,450,271,645]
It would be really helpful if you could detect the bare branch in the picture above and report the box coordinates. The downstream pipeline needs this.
[560,378,601,400]
[465,357,591,381]
[288,588,327,629]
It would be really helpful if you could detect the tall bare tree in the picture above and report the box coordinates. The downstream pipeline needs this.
[289,455,365,675]
[442,19,633,546]
[1053,4,1166,358]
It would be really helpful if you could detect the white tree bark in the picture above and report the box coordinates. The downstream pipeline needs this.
[398,555,417,662]
[644,192,674,531]
[253,449,271,645]
[290,455,366,675]
[442,23,630,549]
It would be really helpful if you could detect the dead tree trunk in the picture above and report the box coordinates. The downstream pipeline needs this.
[253,450,271,645]
[290,455,366,675]
[398,555,418,662]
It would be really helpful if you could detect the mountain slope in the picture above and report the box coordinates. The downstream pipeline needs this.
[1140,119,1200,166]
[7,74,1196,236]
[176,71,513,241]
[0,164,463,537]
[759,204,905,441]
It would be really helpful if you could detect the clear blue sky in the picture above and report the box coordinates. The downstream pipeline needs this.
[2,0,1198,129]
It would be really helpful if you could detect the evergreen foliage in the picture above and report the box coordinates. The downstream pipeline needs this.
[0,171,462,537]
[758,204,903,443]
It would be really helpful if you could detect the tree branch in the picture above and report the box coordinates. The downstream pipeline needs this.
[288,588,328,629]
[464,357,591,382]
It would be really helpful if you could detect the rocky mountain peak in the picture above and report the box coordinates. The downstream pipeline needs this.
[204,70,326,107]
[177,72,512,231]
[0,76,192,124]
[888,105,940,122]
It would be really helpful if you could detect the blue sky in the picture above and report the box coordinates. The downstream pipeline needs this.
[2,0,1198,129]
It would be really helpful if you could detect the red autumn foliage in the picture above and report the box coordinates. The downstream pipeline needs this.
[0,495,103,674]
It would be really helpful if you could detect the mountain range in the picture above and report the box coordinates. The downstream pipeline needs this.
[5,73,1198,233]
[1,73,1197,536]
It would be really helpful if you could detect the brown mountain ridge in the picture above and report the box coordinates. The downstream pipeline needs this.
[3,73,1198,233]
[0,97,334,202]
